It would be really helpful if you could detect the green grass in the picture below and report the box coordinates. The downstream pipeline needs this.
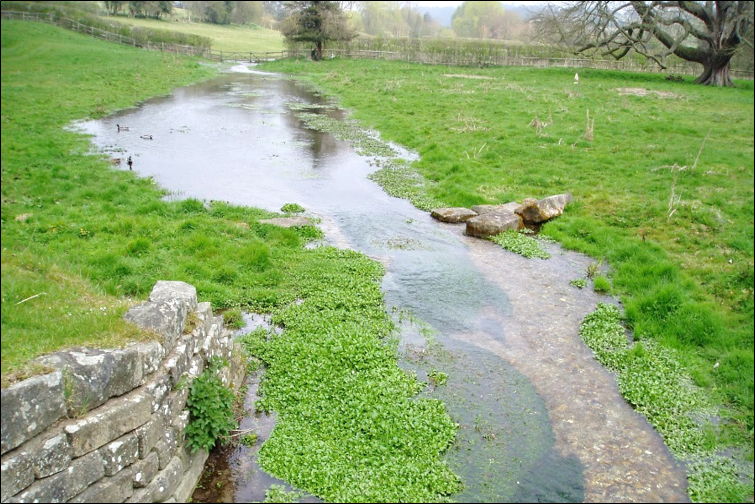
[102,14,285,53]
[1,20,460,502]
[258,57,754,501]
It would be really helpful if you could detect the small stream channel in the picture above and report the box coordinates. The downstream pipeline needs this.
[77,64,689,502]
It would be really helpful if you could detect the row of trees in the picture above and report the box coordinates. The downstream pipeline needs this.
[282,1,753,87]
[103,1,173,19]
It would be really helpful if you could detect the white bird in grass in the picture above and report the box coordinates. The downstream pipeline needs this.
[574,73,579,85]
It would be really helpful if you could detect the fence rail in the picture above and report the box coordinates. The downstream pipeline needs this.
[3,10,752,80]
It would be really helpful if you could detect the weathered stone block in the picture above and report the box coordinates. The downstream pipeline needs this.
[173,411,190,436]
[465,210,523,238]
[1,371,66,455]
[132,451,159,488]
[130,341,165,377]
[144,374,171,414]
[28,432,72,478]
[36,348,116,416]
[135,417,162,459]
[515,193,573,224]
[11,450,104,503]
[195,302,213,336]
[123,299,187,354]
[105,347,144,398]
[471,202,522,215]
[149,281,197,314]
[172,448,208,503]
[1,449,34,501]
[153,428,177,470]
[97,432,139,476]
[430,207,478,223]
[125,488,151,503]
[165,343,190,388]
[167,387,189,422]
[64,390,152,457]
[186,355,205,379]
[146,456,184,502]
[69,467,133,503]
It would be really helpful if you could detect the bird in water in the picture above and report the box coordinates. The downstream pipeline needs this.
[140,134,153,140]
[117,124,130,131]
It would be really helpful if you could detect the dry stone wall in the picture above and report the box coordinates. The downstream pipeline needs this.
[1,281,245,503]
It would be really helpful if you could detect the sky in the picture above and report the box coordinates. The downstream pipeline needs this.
[416,1,547,6]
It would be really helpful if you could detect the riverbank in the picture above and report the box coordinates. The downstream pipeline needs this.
[259,57,754,502]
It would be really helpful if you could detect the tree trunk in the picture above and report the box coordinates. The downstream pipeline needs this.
[316,41,323,61]
[694,55,735,86]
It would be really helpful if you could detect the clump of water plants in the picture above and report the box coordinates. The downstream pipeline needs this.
[570,278,587,289]
[579,304,751,502]
[223,309,244,329]
[281,203,305,213]
[428,368,449,386]
[368,158,447,212]
[489,230,551,259]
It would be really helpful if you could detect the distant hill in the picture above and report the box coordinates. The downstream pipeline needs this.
[417,2,540,28]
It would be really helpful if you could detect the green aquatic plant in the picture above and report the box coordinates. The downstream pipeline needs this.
[489,230,552,259]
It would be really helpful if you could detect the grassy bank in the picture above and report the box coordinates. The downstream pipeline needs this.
[102,14,285,53]
[259,57,754,501]
[1,20,461,502]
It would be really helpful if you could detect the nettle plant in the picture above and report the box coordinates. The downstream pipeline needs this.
[184,357,237,453]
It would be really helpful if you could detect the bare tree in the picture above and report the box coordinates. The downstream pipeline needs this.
[533,1,754,86]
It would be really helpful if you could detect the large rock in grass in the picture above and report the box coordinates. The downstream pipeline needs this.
[431,207,478,223]
[471,202,522,215]
[465,211,523,238]
[515,194,573,224]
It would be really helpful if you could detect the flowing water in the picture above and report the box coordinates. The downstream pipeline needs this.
[77,64,689,503]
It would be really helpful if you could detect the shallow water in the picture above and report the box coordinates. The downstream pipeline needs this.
[77,64,689,502]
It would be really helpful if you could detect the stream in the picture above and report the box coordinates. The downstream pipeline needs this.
[77,64,689,503]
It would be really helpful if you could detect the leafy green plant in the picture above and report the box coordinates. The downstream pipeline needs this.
[489,230,551,259]
[570,278,587,289]
[263,484,304,503]
[428,368,448,386]
[240,432,259,447]
[281,203,305,213]
[184,357,237,453]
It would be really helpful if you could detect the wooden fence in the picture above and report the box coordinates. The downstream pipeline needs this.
[3,10,752,80]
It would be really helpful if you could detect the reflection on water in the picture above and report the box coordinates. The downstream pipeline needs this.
[77,64,688,503]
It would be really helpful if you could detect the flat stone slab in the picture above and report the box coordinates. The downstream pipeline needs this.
[430,207,478,223]
[259,217,312,228]
[471,202,522,215]
[465,211,523,238]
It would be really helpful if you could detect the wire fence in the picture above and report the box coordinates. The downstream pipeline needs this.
[3,10,752,80]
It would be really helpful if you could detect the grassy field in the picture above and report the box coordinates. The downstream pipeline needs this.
[1,20,461,502]
[260,57,754,500]
[101,13,285,53]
